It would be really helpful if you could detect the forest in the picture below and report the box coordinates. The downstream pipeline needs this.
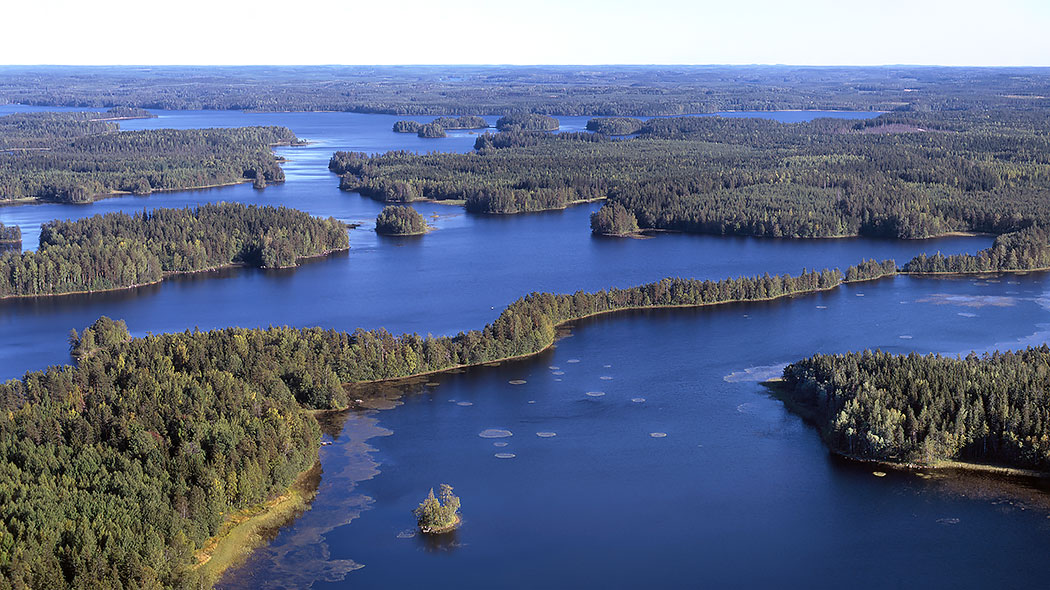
[903,226,1050,273]
[0,203,349,298]
[328,108,1050,234]
[1,65,1046,116]
[0,111,301,203]
[0,221,19,245]
[779,347,1050,471]
[393,116,487,134]
[0,260,880,588]
[375,205,428,235]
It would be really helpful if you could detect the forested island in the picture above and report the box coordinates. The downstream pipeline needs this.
[375,205,429,235]
[393,116,487,136]
[0,203,349,298]
[495,114,559,132]
[586,117,644,135]
[776,347,1050,473]
[329,109,1050,234]
[0,111,301,203]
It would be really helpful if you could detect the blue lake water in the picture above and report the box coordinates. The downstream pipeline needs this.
[2,106,1047,588]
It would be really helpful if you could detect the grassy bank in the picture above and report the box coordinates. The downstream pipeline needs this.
[196,461,324,585]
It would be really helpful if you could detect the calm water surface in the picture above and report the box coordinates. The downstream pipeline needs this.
[1,107,1044,588]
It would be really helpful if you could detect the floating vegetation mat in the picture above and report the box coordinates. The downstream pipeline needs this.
[509,379,527,385]
[631,397,646,403]
[479,429,513,438]
[649,432,668,438]
[585,391,605,397]
[536,432,557,438]
[396,529,417,539]
[495,453,516,459]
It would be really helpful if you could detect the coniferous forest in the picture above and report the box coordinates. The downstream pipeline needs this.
[0,203,349,298]
[0,111,301,203]
[779,347,1050,471]
[330,110,1050,236]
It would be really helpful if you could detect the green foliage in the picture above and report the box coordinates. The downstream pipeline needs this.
[414,484,461,532]
[375,205,428,235]
[0,203,349,297]
[416,123,446,138]
[430,116,487,130]
[0,221,19,244]
[70,316,130,357]
[495,114,559,132]
[844,259,897,282]
[586,117,644,135]
[904,226,1050,273]
[0,323,327,588]
[781,347,1050,470]
[590,202,639,235]
[335,109,1050,235]
[392,120,422,133]
[0,111,300,203]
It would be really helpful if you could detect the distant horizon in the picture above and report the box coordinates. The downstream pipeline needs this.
[1,63,1049,69]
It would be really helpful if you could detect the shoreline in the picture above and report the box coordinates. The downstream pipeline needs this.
[0,246,350,302]
[760,378,1050,480]
[347,281,846,388]
[195,460,323,585]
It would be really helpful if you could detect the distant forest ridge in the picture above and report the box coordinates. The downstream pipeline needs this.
[331,108,1050,238]
[0,110,300,203]
[1,65,1048,115]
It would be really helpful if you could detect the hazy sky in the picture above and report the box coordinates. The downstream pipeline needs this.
[4,0,1048,66]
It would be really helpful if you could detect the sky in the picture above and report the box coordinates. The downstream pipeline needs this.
[3,0,1048,66]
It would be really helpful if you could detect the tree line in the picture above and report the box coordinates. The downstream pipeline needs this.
[780,347,1050,471]
[327,108,1050,231]
[0,111,301,203]
[0,203,348,298]
[3,65,1041,116]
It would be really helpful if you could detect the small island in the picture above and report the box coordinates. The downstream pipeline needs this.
[590,202,640,236]
[416,122,446,138]
[393,116,488,137]
[375,205,429,235]
[586,117,644,135]
[495,113,559,132]
[415,484,462,534]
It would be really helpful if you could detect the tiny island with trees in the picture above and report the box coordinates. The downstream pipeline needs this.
[393,116,488,138]
[415,484,462,534]
[375,205,429,236]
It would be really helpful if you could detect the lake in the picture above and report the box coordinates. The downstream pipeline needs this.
[2,106,1047,588]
